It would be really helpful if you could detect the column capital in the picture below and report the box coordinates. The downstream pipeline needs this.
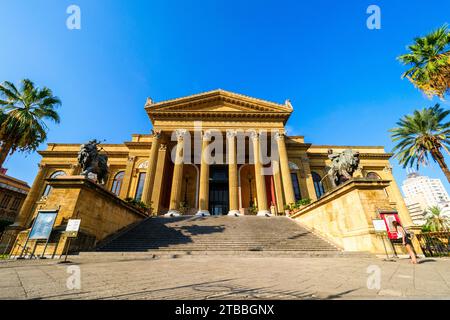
[274,131,286,141]
[175,129,188,141]
[159,144,167,151]
[226,130,238,139]
[151,129,162,139]
[202,131,213,141]
[249,130,259,141]
[37,163,47,170]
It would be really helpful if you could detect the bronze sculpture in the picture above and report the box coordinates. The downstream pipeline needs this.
[327,149,360,187]
[78,139,109,185]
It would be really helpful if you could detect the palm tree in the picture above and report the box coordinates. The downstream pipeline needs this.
[398,25,450,99]
[390,104,450,183]
[0,79,61,168]
[423,206,450,232]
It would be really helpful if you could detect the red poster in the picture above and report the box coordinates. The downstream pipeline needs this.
[379,212,402,240]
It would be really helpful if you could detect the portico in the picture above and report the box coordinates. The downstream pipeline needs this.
[136,90,299,216]
[142,127,296,217]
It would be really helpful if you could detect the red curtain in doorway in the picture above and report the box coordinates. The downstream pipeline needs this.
[265,175,276,208]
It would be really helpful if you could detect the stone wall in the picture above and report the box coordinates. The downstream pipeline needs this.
[10,177,146,257]
[291,179,422,255]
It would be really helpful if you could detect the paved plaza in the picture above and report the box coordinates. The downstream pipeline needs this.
[0,254,449,300]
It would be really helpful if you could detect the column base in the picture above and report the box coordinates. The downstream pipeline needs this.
[257,210,273,217]
[195,210,210,217]
[165,210,181,217]
[227,210,241,217]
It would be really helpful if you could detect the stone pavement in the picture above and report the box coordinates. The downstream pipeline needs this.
[0,255,449,300]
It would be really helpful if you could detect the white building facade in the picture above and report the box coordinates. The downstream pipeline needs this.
[402,172,450,225]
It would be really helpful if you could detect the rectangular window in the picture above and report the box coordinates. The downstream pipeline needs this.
[0,194,12,209]
[291,173,302,201]
[134,172,147,201]
[10,197,22,211]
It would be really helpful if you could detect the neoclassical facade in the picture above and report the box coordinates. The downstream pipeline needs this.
[16,90,413,229]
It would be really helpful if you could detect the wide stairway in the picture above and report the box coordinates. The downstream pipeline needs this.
[96,216,344,257]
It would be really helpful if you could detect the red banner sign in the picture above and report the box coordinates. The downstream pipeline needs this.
[379,212,402,240]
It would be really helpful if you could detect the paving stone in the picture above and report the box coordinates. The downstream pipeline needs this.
[0,256,449,299]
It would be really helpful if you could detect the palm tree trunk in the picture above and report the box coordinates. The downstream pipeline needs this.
[430,147,450,183]
[0,140,13,169]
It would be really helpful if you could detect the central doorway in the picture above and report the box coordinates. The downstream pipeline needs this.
[209,165,229,215]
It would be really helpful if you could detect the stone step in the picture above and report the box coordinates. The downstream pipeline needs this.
[96,216,342,255]
[80,250,373,259]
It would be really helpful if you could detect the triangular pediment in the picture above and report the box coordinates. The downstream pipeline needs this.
[145,89,294,114]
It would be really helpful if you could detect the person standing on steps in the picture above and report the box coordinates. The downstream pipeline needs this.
[392,221,418,264]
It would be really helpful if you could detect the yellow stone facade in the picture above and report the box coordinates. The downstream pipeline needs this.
[9,90,418,254]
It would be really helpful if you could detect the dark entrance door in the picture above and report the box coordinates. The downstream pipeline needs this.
[209,165,229,215]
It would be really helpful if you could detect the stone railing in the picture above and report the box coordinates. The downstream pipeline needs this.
[9,177,147,257]
[290,179,418,254]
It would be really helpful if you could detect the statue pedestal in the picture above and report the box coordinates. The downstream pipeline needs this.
[8,177,146,257]
[291,179,422,255]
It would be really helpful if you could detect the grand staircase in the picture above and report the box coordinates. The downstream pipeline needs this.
[94,216,347,257]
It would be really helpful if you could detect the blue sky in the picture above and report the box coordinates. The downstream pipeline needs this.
[0,0,449,192]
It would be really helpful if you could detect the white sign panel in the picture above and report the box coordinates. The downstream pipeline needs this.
[372,219,387,233]
[66,219,81,232]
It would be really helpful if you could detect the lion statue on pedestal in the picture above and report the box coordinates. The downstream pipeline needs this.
[77,139,109,185]
[327,149,360,187]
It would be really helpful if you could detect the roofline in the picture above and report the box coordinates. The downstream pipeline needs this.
[0,173,31,189]
[308,145,386,149]
[145,89,293,112]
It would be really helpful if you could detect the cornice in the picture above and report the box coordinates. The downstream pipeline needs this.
[307,152,393,160]
[146,89,292,111]
[38,150,129,158]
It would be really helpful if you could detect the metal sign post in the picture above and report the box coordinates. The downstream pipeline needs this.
[372,219,396,262]
[18,209,58,259]
[59,219,81,264]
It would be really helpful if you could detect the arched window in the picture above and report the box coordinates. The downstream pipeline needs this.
[111,171,125,196]
[291,173,302,201]
[312,172,326,199]
[366,172,381,180]
[42,171,66,197]
[134,172,147,201]
[289,162,302,201]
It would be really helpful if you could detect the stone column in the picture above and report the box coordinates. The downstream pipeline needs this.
[151,144,168,214]
[141,131,161,206]
[272,160,285,214]
[166,130,186,216]
[119,156,136,199]
[301,157,318,201]
[275,132,296,205]
[227,130,240,216]
[251,131,271,216]
[16,163,47,228]
[196,132,211,216]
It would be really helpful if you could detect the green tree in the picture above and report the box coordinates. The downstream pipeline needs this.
[390,104,450,183]
[398,25,450,99]
[423,206,450,232]
[0,79,61,168]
